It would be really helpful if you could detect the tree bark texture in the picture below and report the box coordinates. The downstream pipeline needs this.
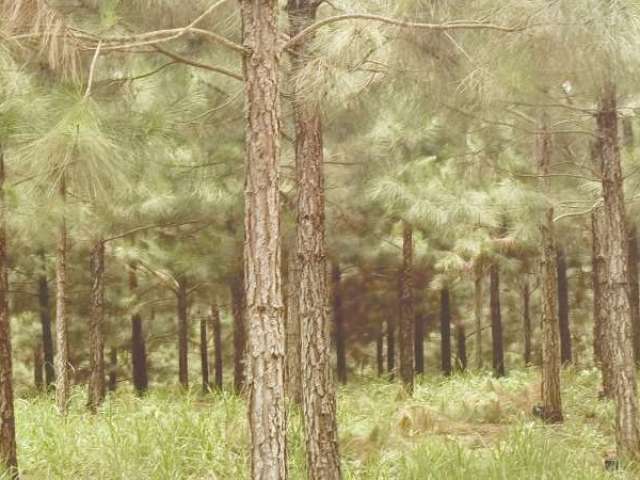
[285,250,302,402]
[627,224,640,364]
[87,240,106,412]
[556,246,572,365]
[230,273,246,394]
[55,176,69,415]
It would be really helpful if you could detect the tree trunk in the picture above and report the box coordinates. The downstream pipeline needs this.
[240,0,287,476]
[108,347,117,392]
[386,318,395,378]
[474,269,483,369]
[37,253,55,390]
[440,288,452,376]
[87,240,106,412]
[627,224,640,364]
[34,344,43,390]
[211,304,223,390]
[129,264,148,395]
[557,246,572,365]
[523,278,532,366]
[285,250,302,402]
[398,221,415,392]
[414,314,424,375]
[177,282,189,389]
[455,322,467,372]
[0,149,17,478]
[592,207,613,397]
[538,126,563,423]
[200,314,210,393]
[597,84,640,459]
[332,263,347,385]
[489,265,505,378]
[230,273,246,394]
[55,176,69,415]
[377,329,384,377]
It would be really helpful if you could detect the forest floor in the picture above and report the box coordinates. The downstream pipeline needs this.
[8,368,635,479]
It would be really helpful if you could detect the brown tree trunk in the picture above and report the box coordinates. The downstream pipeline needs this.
[129,264,147,395]
[627,224,640,364]
[440,288,452,376]
[285,250,302,402]
[177,281,189,389]
[37,253,55,390]
[108,347,117,392]
[200,314,210,393]
[211,304,223,390]
[455,321,467,372]
[230,273,246,394]
[332,263,347,385]
[34,344,43,390]
[597,84,640,460]
[398,222,415,392]
[474,269,483,369]
[557,246,572,365]
[240,0,287,476]
[387,318,395,378]
[523,278,532,366]
[489,265,505,378]
[0,149,17,478]
[55,176,70,415]
[538,126,563,423]
[414,314,424,375]
[87,240,106,412]
[377,328,384,377]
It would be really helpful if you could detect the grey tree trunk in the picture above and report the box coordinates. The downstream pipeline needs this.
[87,240,106,412]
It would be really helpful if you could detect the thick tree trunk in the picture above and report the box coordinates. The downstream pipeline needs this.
[285,250,302,402]
[240,0,287,476]
[398,222,415,392]
[627,224,640,364]
[489,265,505,378]
[177,282,189,389]
[230,273,246,394]
[523,278,532,366]
[474,269,483,369]
[129,264,148,395]
[37,253,55,389]
[386,318,395,378]
[592,207,613,397]
[440,288,452,376]
[538,127,563,423]
[200,315,210,393]
[55,176,70,415]
[597,85,640,459]
[0,150,17,478]
[414,314,424,375]
[34,344,43,390]
[108,347,117,392]
[87,240,106,412]
[455,321,467,372]
[212,304,223,390]
[332,263,347,385]
[557,246,572,365]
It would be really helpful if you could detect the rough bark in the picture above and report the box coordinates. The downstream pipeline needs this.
[129,263,148,395]
[522,278,532,366]
[489,265,505,378]
[55,176,69,415]
[285,250,302,402]
[538,127,563,423]
[440,288,452,376]
[212,304,223,390]
[398,222,415,392]
[474,269,483,369]
[108,347,117,392]
[597,85,640,459]
[557,246,572,365]
[240,0,287,476]
[0,149,17,478]
[230,273,246,394]
[332,263,347,385]
[627,224,640,364]
[87,240,106,412]
[37,253,55,389]
[177,281,189,389]
[414,314,424,375]
[200,314,210,393]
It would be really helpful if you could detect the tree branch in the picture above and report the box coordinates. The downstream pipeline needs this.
[152,45,243,81]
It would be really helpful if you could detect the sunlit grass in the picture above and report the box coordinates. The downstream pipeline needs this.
[3,368,635,479]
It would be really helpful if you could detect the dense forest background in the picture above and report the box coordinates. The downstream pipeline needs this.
[1,1,640,479]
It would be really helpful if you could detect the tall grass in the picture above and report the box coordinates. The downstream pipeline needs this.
[2,369,635,479]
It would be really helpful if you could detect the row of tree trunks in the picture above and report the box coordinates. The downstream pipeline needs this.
[37,252,55,389]
[489,265,505,378]
[239,0,288,477]
[398,222,415,392]
[596,84,640,460]
[537,125,563,423]
[87,240,106,412]
[0,150,18,478]
[55,176,70,415]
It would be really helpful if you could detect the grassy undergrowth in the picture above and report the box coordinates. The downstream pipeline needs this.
[4,368,635,479]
